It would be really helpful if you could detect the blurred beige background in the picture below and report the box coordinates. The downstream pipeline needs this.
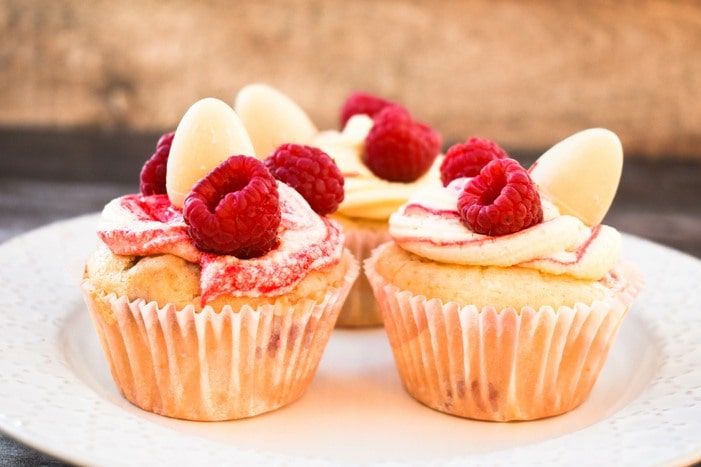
[2,0,700,158]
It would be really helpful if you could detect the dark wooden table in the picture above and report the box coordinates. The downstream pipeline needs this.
[1,130,700,465]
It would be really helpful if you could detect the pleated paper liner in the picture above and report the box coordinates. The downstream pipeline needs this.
[334,225,391,327]
[365,244,643,421]
[81,253,359,421]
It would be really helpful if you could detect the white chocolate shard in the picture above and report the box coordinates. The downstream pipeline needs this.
[234,83,318,159]
[529,128,623,226]
[166,97,255,209]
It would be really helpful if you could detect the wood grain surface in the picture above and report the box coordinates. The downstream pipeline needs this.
[2,0,701,159]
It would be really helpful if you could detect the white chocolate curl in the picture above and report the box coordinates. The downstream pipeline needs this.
[166,98,255,209]
[234,83,318,159]
[529,128,623,226]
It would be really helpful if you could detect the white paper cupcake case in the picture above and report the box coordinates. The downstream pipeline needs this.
[81,255,359,421]
[335,226,391,327]
[365,245,643,421]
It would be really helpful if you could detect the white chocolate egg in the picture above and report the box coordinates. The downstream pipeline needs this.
[529,128,623,226]
[234,83,318,159]
[166,97,254,209]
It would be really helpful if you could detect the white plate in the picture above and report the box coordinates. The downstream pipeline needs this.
[0,215,699,466]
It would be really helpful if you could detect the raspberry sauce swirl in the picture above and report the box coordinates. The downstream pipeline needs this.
[97,182,345,303]
[389,178,621,280]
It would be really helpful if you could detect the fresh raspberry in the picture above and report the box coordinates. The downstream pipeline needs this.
[363,106,441,183]
[156,131,175,150]
[457,158,543,236]
[440,137,508,186]
[139,131,175,195]
[183,156,281,258]
[339,92,398,128]
[264,143,344,215]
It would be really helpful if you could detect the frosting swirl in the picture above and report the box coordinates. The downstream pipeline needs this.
[389,178,621,280]
[97,182,345,302]
[312,115,441,220]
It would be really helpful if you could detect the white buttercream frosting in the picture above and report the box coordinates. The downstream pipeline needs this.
[388,178,621,280]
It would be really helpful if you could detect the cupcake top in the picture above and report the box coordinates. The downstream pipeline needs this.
[98,182,344,303]
[388,129,625,282]
[95,96,348,305]
[389,178,621,281]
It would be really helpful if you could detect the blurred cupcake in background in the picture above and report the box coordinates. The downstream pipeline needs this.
[312,92,442,327]
[235,84,443,327]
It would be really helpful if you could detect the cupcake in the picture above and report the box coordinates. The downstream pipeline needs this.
[310,93,443,327]
[81,97,358,421]
[365,129,643,421]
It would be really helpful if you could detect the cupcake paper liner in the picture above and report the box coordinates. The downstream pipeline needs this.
[365,244,643,421]
[81,254,359,421]
[335,226,391,328]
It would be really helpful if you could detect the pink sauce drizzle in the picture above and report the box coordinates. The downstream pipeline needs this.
[97,194,195,260]
[97,187,343,304]
[200,219,342,303]
[517,224,602,267]
[390,177,618,278]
